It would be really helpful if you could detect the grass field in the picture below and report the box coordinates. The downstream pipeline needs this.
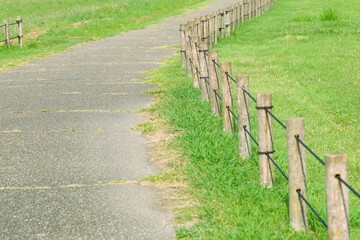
[0,0,211,71]
[146,0,360,238]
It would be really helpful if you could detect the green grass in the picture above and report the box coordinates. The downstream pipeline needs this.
[0,0,212,71]
[147,0,360,238]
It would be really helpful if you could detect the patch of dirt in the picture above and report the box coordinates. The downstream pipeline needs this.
[26,31,42,39]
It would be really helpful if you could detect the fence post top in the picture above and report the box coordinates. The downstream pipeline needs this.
[256,93,272,106]
[198,42,208,50]
[236,74,249,79]
[286,117,304,124]
[325,153,348,164]
[220,61,232,69]
[208,50,218,60]
[16,16,22,22]
[256,93,272,98]
[190,34,199,41]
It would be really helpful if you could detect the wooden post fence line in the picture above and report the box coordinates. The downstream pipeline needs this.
[1,17,23,48]
[178,0,359,239]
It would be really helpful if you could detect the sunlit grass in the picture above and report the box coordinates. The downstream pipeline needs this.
[147,0,360,238]
[0,0,212,71]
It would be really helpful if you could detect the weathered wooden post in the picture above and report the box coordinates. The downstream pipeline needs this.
[194,18,200,35]
[16,16,23,48]
[4,19,10,48]
[208,14,214,47]
[204,15,210,46]
[244,0,249,21]
[260,0,264,14]
[199,16,205,44]
[221,62,234,132]
[219,9,225,38]
[225,7,231,37]
[256,93,274,187]
[231,5,236,32]
[180,24,187,68]
[198,42,209,101]
[187,20,193,35]
[326,153,349,240]
[237,75,251,159]
[235,3,241,28]
[252,0,256,19]
[190,35,200,88]
[208,50,220,116]
[240,0,245,24]
[213,12,218,45]
[286,118,308,231]
[251,0,254,18]
[185,23,193,77]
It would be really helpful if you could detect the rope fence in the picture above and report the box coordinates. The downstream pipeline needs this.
[1,17,23,48]
[179,0,358,239]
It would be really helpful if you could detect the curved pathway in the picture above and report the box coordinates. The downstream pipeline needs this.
[0,0,237,239]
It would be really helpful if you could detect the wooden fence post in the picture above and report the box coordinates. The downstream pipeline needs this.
[208,50,220,116]
[236,3,241,28]
[252,0,255,19]
[199,42,209,101]
[219,9,225,38]
[239,0,244,24]
[190,35,200,88]
[194,18,200,35]
[180,24,187,68]
[231,5,236,32]
[225,7,231,37]
[256,0,260,17]
[199,16,205,44]
[209,14,214,47]
[4,19,10,48]
[185,23,193,77]
[213,12,218,45]
[256,93,274,187]
[204,15,210,46]
[286,118,308,231]
[237,75,251,159]
[16,16,23,48]
[221,62,234,132]
[244,0,249,21]
[326,153,349,240]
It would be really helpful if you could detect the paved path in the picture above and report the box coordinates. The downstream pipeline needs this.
[0,0,237,239]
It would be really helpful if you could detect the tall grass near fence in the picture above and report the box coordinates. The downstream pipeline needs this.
[147,0,360,238]
[0,0,212,71]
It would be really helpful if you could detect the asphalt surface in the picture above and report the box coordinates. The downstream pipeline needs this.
[0,0,238,239]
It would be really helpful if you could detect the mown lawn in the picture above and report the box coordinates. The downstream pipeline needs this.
[147,0,360,238]
[0,0,212,71]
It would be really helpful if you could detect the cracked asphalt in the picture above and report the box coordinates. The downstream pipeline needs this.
[0,0,238,239]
